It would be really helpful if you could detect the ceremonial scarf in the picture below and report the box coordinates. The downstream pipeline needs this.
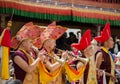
[64,62,86,82]
[86,56,97,84]
[39,62,62,84]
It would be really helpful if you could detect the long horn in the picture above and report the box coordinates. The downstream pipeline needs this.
[75,57,89,64]
[44,54,65,65]
[67,52,89,64]
[55,48,89,64]
[32,46,65,64]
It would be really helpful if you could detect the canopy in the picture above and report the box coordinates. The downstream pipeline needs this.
[0,0,120,26]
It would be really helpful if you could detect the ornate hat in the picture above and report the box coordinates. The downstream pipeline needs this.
[33,25,67,49]
[10,22,44,49]
[94,23,111,43]
[71,29,91,51]
[48,21,56,27]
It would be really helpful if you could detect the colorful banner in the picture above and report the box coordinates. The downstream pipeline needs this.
[0,0,120,26]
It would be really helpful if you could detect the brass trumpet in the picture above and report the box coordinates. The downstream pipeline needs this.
[43,54,65,64]
[31,46,65,64]
[55,48,89,64]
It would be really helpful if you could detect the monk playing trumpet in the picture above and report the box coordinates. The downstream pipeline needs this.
[33,23,68,84]
[10,22,46,84]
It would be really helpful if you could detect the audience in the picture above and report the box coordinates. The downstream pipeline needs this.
[5,79,22,84]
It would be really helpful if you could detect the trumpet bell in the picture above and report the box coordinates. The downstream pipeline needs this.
[54,57,65,66]
[77,57,89,64]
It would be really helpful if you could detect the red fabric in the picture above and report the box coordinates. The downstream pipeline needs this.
[94,22,111,43]
[1,29,11,47]
[71,29,91,51]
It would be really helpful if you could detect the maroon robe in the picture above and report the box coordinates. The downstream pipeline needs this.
[95,48,112,84]
[12,50,28,82]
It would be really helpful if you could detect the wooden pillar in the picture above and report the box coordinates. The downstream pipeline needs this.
[97,25,101,36]
[0,14,6,28]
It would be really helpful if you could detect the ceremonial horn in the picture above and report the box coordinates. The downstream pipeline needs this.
[75,57,89,64]
[32,46,65,64]
[55,48,89,64]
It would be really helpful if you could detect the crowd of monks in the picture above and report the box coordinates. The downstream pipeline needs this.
[0,21,118,84]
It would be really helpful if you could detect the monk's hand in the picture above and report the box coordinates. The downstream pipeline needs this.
[96,69,103,78]
[110,75,116,82]
[61,51,68,60]
[38,50,46,61]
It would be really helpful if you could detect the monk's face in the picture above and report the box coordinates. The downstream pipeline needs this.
[44,39,56,50]
[104,37,114,49]
[84,45,94,57]
[22,39,33,51]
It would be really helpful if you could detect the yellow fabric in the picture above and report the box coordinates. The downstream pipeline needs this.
[101,47,109,53]
[64,62,86,82]
[1,46,9,79]
[20,49,39,84]
[86,56,97,84]
[39,62,62,84]
[48,68,66,84]
[102,47,114,84]
[0,37,1,45]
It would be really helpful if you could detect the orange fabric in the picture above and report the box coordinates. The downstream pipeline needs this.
[64,62,86,82]
[38,62,62,84]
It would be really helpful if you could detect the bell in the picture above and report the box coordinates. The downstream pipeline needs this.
[53,57,65,66]
[77,57,89,64]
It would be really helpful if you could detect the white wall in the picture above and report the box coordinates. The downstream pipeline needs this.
[66,28,81,42]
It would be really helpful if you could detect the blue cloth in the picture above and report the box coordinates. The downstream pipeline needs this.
[109,51,115,61]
